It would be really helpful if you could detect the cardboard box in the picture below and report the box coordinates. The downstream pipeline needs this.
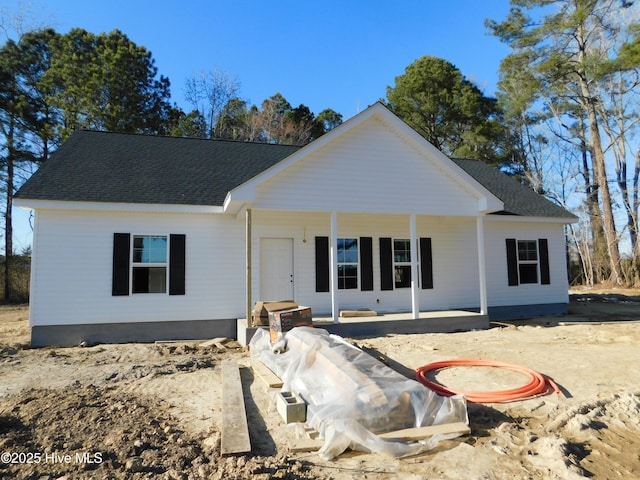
[269,306,313,344]
[253,300,297,326]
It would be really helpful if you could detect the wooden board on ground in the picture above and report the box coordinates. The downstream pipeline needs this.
[200,337,230,348]
[297,422,470,452]
[250,357,284,388]
[339,309,377,317]
[378,422,470,441]
[288,437,324,453]
[221,360,251,455]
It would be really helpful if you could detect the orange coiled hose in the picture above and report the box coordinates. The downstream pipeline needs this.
[415,359,561,403]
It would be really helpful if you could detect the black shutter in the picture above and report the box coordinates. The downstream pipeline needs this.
[506,238,519,286]
[315,236,330,292]
[538,238,550,285]
[360,237,373,291]
[379,237,393,291]
[169,234,186,295]
[112,233,130,296]
[420,237,434,289]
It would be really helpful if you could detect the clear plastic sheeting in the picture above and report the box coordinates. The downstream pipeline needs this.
[250,327,468,460]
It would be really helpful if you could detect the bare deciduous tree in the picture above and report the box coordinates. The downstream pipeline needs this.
[184,67,240,139]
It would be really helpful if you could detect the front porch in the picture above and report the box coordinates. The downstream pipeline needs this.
[237,309,489,346]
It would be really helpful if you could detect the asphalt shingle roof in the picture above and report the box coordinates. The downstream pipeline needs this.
[16,130,575,219]
[452,158,575,219]
[16,130,301,206]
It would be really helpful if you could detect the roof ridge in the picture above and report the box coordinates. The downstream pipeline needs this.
[75,129,304,148]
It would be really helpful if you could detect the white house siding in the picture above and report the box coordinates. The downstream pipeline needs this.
[29,207,568,330]
[252,118,482,216]
[484,219,569,307]
[251,210,482,315]
[29,208,246,327]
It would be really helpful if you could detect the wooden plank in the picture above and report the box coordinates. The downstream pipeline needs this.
[290,421,469,453]
[250,357,284,388]
[200,337,230,348]
[302,424,320,440]
[339,309,377,317]
[377,422,470,441]
[221,361,251,455]
[288,437,324,453]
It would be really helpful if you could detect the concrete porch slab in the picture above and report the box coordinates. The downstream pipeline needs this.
[237,310,489,346]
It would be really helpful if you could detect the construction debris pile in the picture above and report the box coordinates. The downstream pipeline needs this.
[250,326,468,460]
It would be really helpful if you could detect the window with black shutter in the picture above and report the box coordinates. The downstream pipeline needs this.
[112,233,186,296]
[315,236,330,292]
[420,237,433,289]
[505,238,550,286]
[379,238,394,291]
[360,237,374,291]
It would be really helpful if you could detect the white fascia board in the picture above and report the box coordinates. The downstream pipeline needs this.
[484,214,578,224]
[14,198,224,214]
[223,190,252,215]
[479,197,504,214]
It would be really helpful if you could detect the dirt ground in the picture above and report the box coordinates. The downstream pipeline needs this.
[1,288,639,480]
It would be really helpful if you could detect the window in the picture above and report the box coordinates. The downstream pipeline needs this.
[393,239,411,288]
[506,238,550,286]
[337,238,358,289]
[316,236,373,292]
[517,240,538,284]
[112,233,186,296]
[132,235,167,293]
[380,237,432,291]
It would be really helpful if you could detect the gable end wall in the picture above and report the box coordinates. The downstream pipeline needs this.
[253,118,481,215]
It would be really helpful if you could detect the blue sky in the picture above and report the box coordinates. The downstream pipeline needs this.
[7,0,514,251]
[27,0,512,116]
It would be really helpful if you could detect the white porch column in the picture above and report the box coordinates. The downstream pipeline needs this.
[476,215,488,315]
[330,211,339,324]
[246,208,252,326]
[410,213,420,318]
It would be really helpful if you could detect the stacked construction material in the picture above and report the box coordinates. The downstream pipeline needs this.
[250,326,468,459]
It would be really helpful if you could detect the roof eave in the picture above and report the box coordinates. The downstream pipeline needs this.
[484,213,578,224]
[14,198,224,214]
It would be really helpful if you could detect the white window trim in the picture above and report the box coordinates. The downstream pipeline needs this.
[131,234,169,294]
[517,239,539,284]
[393,238,412,289]
[337,237,359,290]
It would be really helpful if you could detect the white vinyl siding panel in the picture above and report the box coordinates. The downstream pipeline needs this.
[251,211,482,315]
[29,209,246,326]
[484,220,569,307]
[253,118,481,215]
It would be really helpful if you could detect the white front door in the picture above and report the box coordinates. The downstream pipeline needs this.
[260,238,294,300]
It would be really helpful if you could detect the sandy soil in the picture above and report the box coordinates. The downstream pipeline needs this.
[0,288,639,479]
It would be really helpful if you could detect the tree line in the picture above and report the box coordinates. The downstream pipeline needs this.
[487,0,640,286]
[0,26,343,302]
[2,0,640,302]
